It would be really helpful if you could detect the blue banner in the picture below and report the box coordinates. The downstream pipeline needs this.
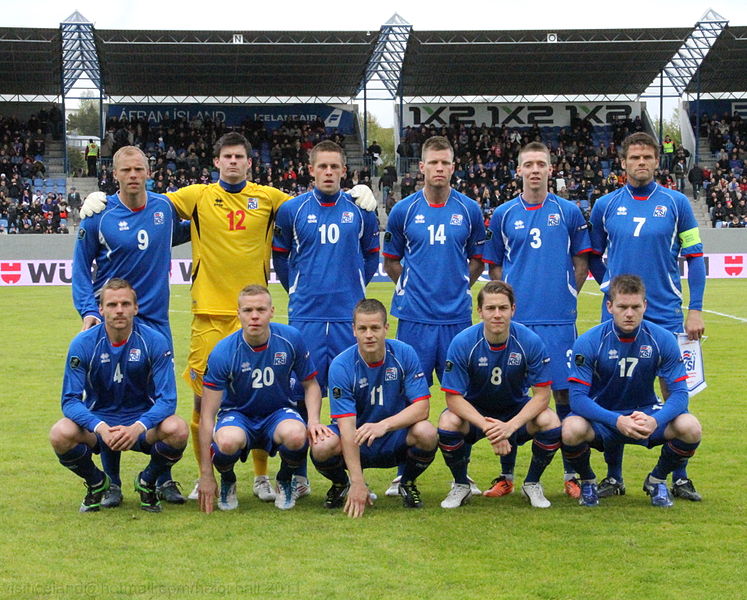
[107,104,356,134]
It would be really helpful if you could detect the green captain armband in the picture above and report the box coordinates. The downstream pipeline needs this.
[679,227,701,249]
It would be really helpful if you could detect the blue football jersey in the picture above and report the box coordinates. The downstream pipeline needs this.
[203,323,317,418]
[484,193,591,324]
[590,182,703,327]
[61,321,177,432]
[383,189,485,324]
[568,319,688,427]
[72,193,180,340]
[273,189,380,322]
[328,339,430,427]
[441,322,552,418]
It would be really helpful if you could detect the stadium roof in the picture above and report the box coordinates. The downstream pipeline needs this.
[685,25,747,93]
[0,28,61,97]
[94,29,377,99]
[400,28,692,98]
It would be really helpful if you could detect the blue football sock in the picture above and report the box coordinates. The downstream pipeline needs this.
[672,461,689,481]
[561,442,595,481]
[604,444,624,481]
[438,428,469,484]
[525,427,561,483]
[500,443,517,477]
[57,443,104,487]
[211,441,241,482]
[276,442,308,481]
[311,454,348,485]
[651,439,699,480]
[99,446,122,487]
[401,445,436,483]
[140,441,184,485]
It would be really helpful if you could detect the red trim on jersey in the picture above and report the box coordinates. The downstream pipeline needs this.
[533,380,552,387]
[441,387,463,396]
[488,343,507,351]
[304,371,318,381]
[366,359,384,367]
[330,412,356,419]
[382,252,401,259]
[410,395,431,403]
[577,247,593,254]
[368,247,380,254]
[685,252,703,258]
[673,375,688,383]
[319,202,336,207]
[427,202,447,208]
[471,253,483,260]
[111,339,127,347]
[482,258,497,265]
[618,337,635,343]
[131,204,146,212]
[632,196,650,201]
[589,249,603,256]
[249,343,268,352]
[524,203,543,211]
[203,381,219,389]
[272,246,289,253]
[568,376,591,386]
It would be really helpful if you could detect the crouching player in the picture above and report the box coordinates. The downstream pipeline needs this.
[438,281,561,509]
[197,285,326,513]
[311,299,438,517]
[50,278,188,512]
[562,275,702,507]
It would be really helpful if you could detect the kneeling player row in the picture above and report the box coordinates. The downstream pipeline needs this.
[51,276,701,515]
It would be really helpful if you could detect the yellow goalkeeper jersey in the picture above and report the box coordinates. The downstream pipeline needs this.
[168,181,291,315]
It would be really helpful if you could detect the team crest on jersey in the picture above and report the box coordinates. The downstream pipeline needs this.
[247,198,258,210]
[118,221,129,231]
[608,349,619,360]
[547,213,560,226]
[307,214,318,224]
[478,356,488,367]
[332,387,342,399]
[385,367,398,381]
[616,206,628,216]
[508,352,522,366]
[273,352,287,365]
[653,205,667,218]
[128,348,141,362]
[100,353,110,363]
[69,356,81,369]
[341,211,354,224]
[514,220,525,230]
[445,361,453,372]
[153,211,164,225]
[639,345,653,358]
[414,214,426,224]
[241,361,251,373]
[450,214,463,226]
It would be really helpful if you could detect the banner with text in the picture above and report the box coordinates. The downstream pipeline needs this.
[2,254,745,287]
[107,104,356,134]
[402,102,642,129]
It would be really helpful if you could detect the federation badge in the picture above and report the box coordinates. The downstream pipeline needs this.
[547,213,560,226]
[342,211,354,223]
[639,345,653,358]
[273,352,287,365]
[508,352,522,365]
[450,214,463,226]
[247,198,258,210]
[653,205,667,217]
[385,367,397,381]
[153,211,164,225]
[128,348,141,362]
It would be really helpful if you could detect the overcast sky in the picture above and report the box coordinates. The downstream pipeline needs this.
[5,1,746,126]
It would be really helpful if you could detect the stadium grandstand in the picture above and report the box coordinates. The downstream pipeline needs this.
[0,9,746,235]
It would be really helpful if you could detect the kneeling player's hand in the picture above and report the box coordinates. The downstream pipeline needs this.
[80,191,108,219]
[490,439,512,456]
[344,481,372,518]
[483,417,514,444]
[616,414,648,439]
[355,421,388,446]
[629,411,657,437]
[308,423,334,445]
[350,185,378,212]
[198,474,218,514]
[108,423,145,451]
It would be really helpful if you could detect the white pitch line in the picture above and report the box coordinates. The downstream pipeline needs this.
[702,309,747,323]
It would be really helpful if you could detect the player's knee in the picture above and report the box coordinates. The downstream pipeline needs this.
[536,408,561,431]
[562,416,588,445]
[159,416,189,447]
[438,409,462,431]
[281,423,307,450]
[410,420,438,450]
[311,434,340,461]
[214,430,244,455]
[49,418,82,451]
[674,413,702,443]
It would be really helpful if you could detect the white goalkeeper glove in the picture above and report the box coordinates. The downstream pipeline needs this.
[350,185,378,212]
[80,191,108,219]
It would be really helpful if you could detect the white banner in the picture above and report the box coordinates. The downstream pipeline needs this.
[402,102,642,129]
[677,335,707,397]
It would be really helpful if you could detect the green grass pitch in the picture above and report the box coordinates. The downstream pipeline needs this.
[1,279,745,599]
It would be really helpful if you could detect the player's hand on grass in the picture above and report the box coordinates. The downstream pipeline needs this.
[107,422,146,451]
[344,480,372,518]
[198,474,218,514]
[685,309,705,340]
[355,421,389,446]
[81,315,101,331]
[80,191,108,219]
[307,423,334,445]
[350,185,378,212]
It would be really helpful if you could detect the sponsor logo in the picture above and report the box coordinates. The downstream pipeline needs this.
[128,348,141,362]
[342,211,354,224]
[653,205,667,218]
[0,262,21,284]
[514,220,525,230]
[450,214,463,226]
[547,213,560,226]
[608,349,618,360]
[358,377,368,388]
[414,214,426,224]
[616,206,628,216]
[385,367,398,381]
[478,356,488,367]
[100,353,110,364]
[508,352,522,365]
[307,214,318,224]
[639,345,653,358]
[213,197,223,205]
[247,198,258,210]
[725,255,743,277]
[273,352,287,365]
[241,361,251,373]
[153,211,164,225]
[118,220,129,231]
